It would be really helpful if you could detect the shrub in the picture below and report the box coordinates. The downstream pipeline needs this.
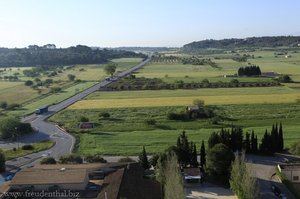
[0,101,8,109]
[99,112,110,118]
[79,116,89,122]
[85,155,107,163]
[59,154,83,164]
[167,112,187,120]
[24,80,34,86]
[7,103,20,110]
[145,119,157,126]
[40,157,57,164]
[22,144,34,150]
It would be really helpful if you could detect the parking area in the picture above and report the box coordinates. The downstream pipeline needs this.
[185,183,237,199]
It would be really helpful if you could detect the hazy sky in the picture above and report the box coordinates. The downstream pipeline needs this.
[0,0,299,48]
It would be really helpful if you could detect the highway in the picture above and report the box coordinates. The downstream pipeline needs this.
[4,56,152,173]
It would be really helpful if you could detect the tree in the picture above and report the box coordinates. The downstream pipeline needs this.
[0,117,20,139]
[279,123,284,151]
[24,80,34,86]
[206,143,234,183]
[230,152,259,199]
[164,152,185,199]
[278,75,292,83]
[79,116,89,122]
[139,146,150,170]
[0,152,5,172]
[244,132,251,153]
[200,140,206,168]
[208,132,220,149]
[104,63,117,77]
[67,74,76,81]
[40,157,57,164]
[250,131,258,153]
[190,143,198,167]
[193,99,205,108]
[0,101,8,109]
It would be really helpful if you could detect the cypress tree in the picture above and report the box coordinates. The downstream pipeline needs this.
[139,146,150,170]
[190,143,198,167]
[244,132,251,153]
[279,123,284,151]
[200,140,206,168]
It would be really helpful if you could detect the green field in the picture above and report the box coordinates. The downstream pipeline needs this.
[136,50,300,83]
[2,140,54,160]
[49,49,300,155]
[50,102,300,155]
[0,58,143,115]
[69,86,300,109]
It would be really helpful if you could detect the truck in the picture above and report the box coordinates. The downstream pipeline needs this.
[35,106,48,115]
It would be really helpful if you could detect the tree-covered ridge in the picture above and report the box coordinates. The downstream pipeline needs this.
[183,36,300,51]
[0,44,146,67]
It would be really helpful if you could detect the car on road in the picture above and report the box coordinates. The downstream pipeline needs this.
[271,184,281,196]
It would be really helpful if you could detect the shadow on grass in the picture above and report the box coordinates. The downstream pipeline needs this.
[155,124,175,130]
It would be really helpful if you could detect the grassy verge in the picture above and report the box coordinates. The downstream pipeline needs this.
[2,140,55,160]
[276,167,300,199]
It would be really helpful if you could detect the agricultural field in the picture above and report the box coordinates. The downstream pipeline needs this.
[136,50,300,83]
[0,58,143,115]
[48,49,300,156]
[70,86,300,109]
[51,102,300,155]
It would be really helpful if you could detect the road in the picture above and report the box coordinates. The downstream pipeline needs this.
[3,56,152,174]
[247,154,297,199]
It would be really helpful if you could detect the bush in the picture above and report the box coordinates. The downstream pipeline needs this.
[99,112,110,118]
[79,116,89,122]
[7,103,20,110]
[278,75,293,83]
[167,112,187,120]
[118,157,136,163]
[145,119,157,125]
[290,142,300,155]
[40,157,57,164]
[0,101,7,109]
[22,144,34,150]
[24,80,34,86]
[85,155,107,163]
[59,154,83,164]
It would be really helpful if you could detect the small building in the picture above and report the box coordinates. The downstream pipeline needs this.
[277,164,300,183]
[285,55,292,58]
[261,71,278,77]
[186,106,200,112]
[78,122,94,129]
[223,74,238,78]
[10,168,89,191]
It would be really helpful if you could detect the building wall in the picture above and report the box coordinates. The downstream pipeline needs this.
[282,170,300,183]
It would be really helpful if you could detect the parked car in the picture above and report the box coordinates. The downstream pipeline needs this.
[271,184,281,196]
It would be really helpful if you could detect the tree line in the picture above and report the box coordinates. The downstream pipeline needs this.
[238,65,261,76]
[0,45,145,67]
[183,36,300,51]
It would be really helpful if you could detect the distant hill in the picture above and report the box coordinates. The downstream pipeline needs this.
[183,36,300,52]
[0,45,146,67]
[113,47,177,52]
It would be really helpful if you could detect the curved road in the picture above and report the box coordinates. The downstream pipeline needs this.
[5,56,152,173]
